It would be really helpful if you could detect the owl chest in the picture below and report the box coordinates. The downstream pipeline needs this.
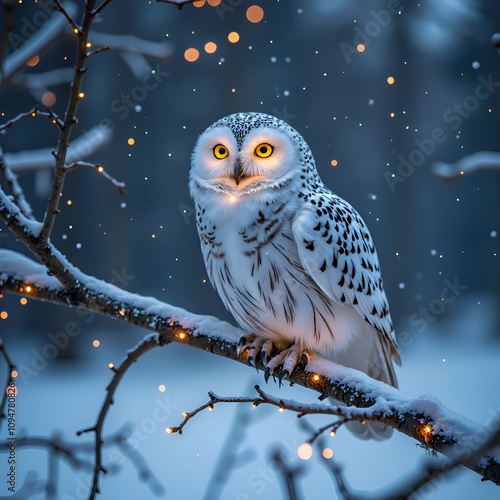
[199,212,299,308]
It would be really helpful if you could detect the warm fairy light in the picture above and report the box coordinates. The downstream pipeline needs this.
[387,76,395,85]
[78,92,84,98]
[330,160,338,167]
[108,363,114,369]
[166,427,173,433]
[127,138,135,145]
[119,310,125,316]
[20,298,27,305]
[312,374,320,381]
[357,44,365,52]
[159,384,166,392]
[182,411,188,417]
[97,166,104,172]
[278,407,284,413]
[204,42,217,54]
[228,195,237,203]
[246,5,264,23]
[26,55,39,67]
[73,27,79,33]
[42,92,56,106]
[67,200,72,205]
[179,332,186,339]
[390,112,395,117]
[424,425,432,434]
[184,48,200,62]
[231,88,236,93]
[193,0,205,6]
[252,402,257,407]
[11,371,18,378]
[152,234,156,239]
[361,421,366,425]
[208,405,214,411]
[228,32,240,43]
[297,443,313,460]
[405,125,409,129]
[93,340,100,347]
[330,430,336,437]
[32,112,36,116]
[322,448,333,459]
[86,42,91,47]
[1,312,8,320]
[460,171,464,175]
[25,286,32,293]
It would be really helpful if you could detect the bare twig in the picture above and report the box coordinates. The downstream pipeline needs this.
[53,0,81,33]
[156,0,197,9]
[86,46,110,58]
[0,336,16,430]
[65,161,126,194]
[167,385,374,436]
[91,0,114,17]
[77,335,167,500]
[0,106,63,132]
[271,448,303,500]
[432,151,500,182]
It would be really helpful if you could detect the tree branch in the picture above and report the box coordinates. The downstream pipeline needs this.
[432,151,500,182]
[77,335,167,500]
[0,248,499,486]
[65,161,126,194]
[4,124,113,174]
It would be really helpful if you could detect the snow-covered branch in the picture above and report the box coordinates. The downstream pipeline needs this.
[432,151,500,182]
[4,124,113,174]
[0,248,499,486]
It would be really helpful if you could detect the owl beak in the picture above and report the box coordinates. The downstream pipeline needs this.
[234,161,245,185]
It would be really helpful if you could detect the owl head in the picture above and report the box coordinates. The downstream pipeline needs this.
[190,112,320,204]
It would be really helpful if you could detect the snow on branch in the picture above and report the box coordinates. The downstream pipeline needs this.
[0,248,499,486]
[4,124,113,173]
[432,151,500,182]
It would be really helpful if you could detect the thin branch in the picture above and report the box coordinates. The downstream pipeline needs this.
[0,248,499,486]
[0,146,34,219]
[0,106,63,132]
[432,151,500,182]
[167,385,373,435]
[65,161,126,194]
[156,0,197,9]
[271,448,303,500]
[86,46,110,58]
[76,335,167,500]
[0,336,16,430]
[91,0,115,17]
[53,0,81,33]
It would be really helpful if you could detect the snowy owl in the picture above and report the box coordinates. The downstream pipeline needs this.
[190,112,401,439]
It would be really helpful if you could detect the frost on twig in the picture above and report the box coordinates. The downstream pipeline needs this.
[431,151,500,182]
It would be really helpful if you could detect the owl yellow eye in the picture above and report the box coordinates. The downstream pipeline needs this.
[213,144,229,159]
[254,143,273,158]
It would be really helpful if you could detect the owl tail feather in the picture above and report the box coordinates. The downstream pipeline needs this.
[330,324,399,440]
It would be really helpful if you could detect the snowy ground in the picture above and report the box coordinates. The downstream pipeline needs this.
[1,303,499,500]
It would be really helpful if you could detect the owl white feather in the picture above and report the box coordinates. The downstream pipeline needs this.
[190,112,401,440]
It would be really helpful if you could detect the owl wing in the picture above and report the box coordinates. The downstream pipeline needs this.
[292,190,401,366]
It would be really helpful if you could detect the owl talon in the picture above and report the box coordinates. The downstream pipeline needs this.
[279,369,289,387]
[264,367,272,383]
[261,351,268,367]
[237,336,247,356]
[248,355,255,367]
[301,353,309,368]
